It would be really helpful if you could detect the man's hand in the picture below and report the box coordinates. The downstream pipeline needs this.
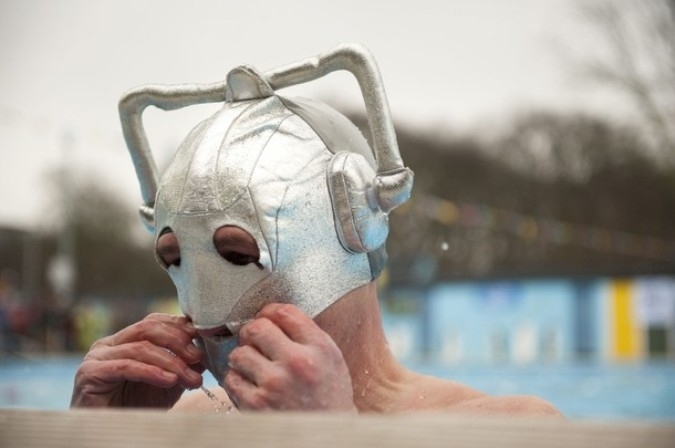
[71,313,204,408]
[224,303,356,412]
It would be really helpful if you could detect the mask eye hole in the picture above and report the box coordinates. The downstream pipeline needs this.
[156,228,181,268]
[213,226,262,269]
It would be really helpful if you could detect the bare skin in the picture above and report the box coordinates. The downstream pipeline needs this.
[73,225,561,416]
[71,313,204,408]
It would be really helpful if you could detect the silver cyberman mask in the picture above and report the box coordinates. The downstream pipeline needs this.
[119,43,414,385]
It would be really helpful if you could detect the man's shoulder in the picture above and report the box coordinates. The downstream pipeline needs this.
[405,374,562,417]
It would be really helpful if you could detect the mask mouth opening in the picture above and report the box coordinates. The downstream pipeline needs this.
[195,333,240,387]
[197,324,234,339]
[212,327,233,339]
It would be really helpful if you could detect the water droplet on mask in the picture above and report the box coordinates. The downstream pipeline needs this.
[441,242,449,251]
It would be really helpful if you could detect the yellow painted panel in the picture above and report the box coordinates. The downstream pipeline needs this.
[611,280,642,360]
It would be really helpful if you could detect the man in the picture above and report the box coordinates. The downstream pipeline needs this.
[71,44,560,416]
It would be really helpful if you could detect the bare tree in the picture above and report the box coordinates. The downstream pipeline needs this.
[579,0,675,161]
[496,110,649,183]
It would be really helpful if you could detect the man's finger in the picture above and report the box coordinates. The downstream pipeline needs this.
[255,303,319,345]
[238,317,294,359]
[104,318,202,364]
[78,358,180,389]
[90,341,203,389]
[223,368,263,411]
[228,345,270,385]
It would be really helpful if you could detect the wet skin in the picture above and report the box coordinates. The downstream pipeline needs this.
[70,313,204,408]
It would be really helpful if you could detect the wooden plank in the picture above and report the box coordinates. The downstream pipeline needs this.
[0,409,673,448]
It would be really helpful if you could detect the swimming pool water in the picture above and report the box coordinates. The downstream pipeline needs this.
[1,356,673,420]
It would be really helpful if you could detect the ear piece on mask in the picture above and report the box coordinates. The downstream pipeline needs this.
[265,44,413,251]
[327,152,389,253]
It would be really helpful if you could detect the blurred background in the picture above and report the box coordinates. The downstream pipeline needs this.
[1,0,674,419]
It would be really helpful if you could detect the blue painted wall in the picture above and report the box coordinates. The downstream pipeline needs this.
[380,278,620,364]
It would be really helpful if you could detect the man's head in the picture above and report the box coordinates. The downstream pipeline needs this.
[152,91,384,333]
[119,44,413,383]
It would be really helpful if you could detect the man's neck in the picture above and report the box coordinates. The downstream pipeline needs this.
[315,282,412,412]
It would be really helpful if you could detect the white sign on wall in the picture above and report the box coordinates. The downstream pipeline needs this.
[634,277,675,326]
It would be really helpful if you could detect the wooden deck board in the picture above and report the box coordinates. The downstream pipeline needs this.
[1,409,673,448]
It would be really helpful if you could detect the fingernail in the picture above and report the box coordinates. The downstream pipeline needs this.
[186,344,202,357]
[186,369,202,382]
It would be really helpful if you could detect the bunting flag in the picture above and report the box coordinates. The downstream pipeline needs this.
[405,195,675,261]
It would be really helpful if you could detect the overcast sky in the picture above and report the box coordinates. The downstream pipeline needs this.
[0,0,627,229]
